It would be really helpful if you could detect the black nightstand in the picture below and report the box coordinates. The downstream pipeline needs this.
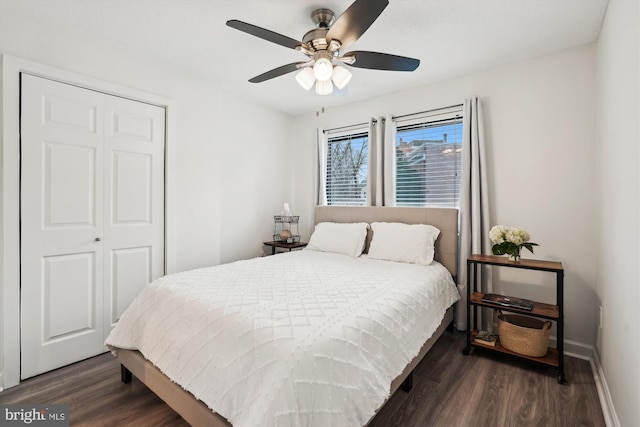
[263,241,308,255]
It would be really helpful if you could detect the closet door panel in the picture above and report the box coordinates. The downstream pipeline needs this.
[103,95,165,331]
[111,151,152,224]
[110,246,151,324]
[43,252,97,340]
[20,74,105,379]
[43,141,97,228]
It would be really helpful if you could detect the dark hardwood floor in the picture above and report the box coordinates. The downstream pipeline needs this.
[0,331,605,426]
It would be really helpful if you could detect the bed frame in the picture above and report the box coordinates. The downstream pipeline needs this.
[115,206,459,427]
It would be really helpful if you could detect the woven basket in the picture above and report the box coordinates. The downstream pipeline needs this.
[498,312,551,357]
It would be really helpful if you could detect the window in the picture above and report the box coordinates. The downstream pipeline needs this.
[320,109,462,208]
[326,131,368,206]
[395,117,463,207]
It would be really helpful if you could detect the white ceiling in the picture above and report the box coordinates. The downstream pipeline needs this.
[3,0,608,116]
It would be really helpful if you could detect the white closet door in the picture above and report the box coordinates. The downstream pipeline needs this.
[20,74,165,379]
[103,95,165,333]
[20,74,106,379]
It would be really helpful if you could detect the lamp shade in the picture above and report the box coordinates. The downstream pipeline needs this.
[315,79,333,95]
[313,58,333,81]
[331,66,352,90]
[295,67,315,91]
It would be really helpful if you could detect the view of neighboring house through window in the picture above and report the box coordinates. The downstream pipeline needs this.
[396,118,463,207]
[326,131,368,206]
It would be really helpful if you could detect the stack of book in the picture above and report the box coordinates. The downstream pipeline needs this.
[474,330,498,346]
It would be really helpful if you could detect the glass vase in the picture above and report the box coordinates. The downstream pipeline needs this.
[508,247,521,262]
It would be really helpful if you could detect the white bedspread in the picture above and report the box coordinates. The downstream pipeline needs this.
[105,250,459,427]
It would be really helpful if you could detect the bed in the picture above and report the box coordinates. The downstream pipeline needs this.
[106,206,459,427]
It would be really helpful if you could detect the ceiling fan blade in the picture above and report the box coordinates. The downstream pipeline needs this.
[249,62,307,83]
[226,20,302,50]
[326,0,389,49]
[343,51,420,71]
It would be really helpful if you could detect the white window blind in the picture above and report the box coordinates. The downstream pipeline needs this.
[326,130,368,206]
[395,115,463,207]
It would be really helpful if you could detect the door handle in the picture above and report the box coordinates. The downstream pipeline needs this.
[95,237,102,242]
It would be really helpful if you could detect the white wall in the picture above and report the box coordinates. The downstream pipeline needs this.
[0,5,294,388]
[218,94,295,264]
[595,1,640,426]
[0,4,294,268]
[292,45,598,349]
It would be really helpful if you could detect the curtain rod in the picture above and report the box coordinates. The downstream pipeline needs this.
[323,102,463,132]
[324,119,375,134]
[392,103,463,121]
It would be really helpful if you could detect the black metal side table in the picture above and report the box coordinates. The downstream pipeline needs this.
[263,241,308,255]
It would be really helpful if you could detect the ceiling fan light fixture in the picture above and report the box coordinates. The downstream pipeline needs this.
[228,0,420,96]
[295,67,316,90]
[331,66,352,89]
[313,57,333,81]
[315,79,333,95]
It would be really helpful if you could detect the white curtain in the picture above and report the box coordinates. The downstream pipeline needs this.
[316,128,328,206]
[382,115,397,206]
[456,97,492,331]
[367,118,384,206]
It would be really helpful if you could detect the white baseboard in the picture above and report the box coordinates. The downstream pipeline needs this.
[548,336,592,360]
[591,349,621,427]
[547,337,619,427]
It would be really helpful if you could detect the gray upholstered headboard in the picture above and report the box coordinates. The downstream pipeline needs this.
[314,206,459,277]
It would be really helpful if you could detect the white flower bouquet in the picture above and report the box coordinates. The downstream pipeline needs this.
[489,225,538,261]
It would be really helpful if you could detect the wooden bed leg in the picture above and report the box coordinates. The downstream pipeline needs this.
[121,364,132,384]
[400,372,413,393]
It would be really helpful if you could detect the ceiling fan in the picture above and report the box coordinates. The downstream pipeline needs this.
[226,0,420,95]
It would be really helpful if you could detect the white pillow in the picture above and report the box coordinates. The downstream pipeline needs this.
[305,222,369,257]
[367,222,440,265]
